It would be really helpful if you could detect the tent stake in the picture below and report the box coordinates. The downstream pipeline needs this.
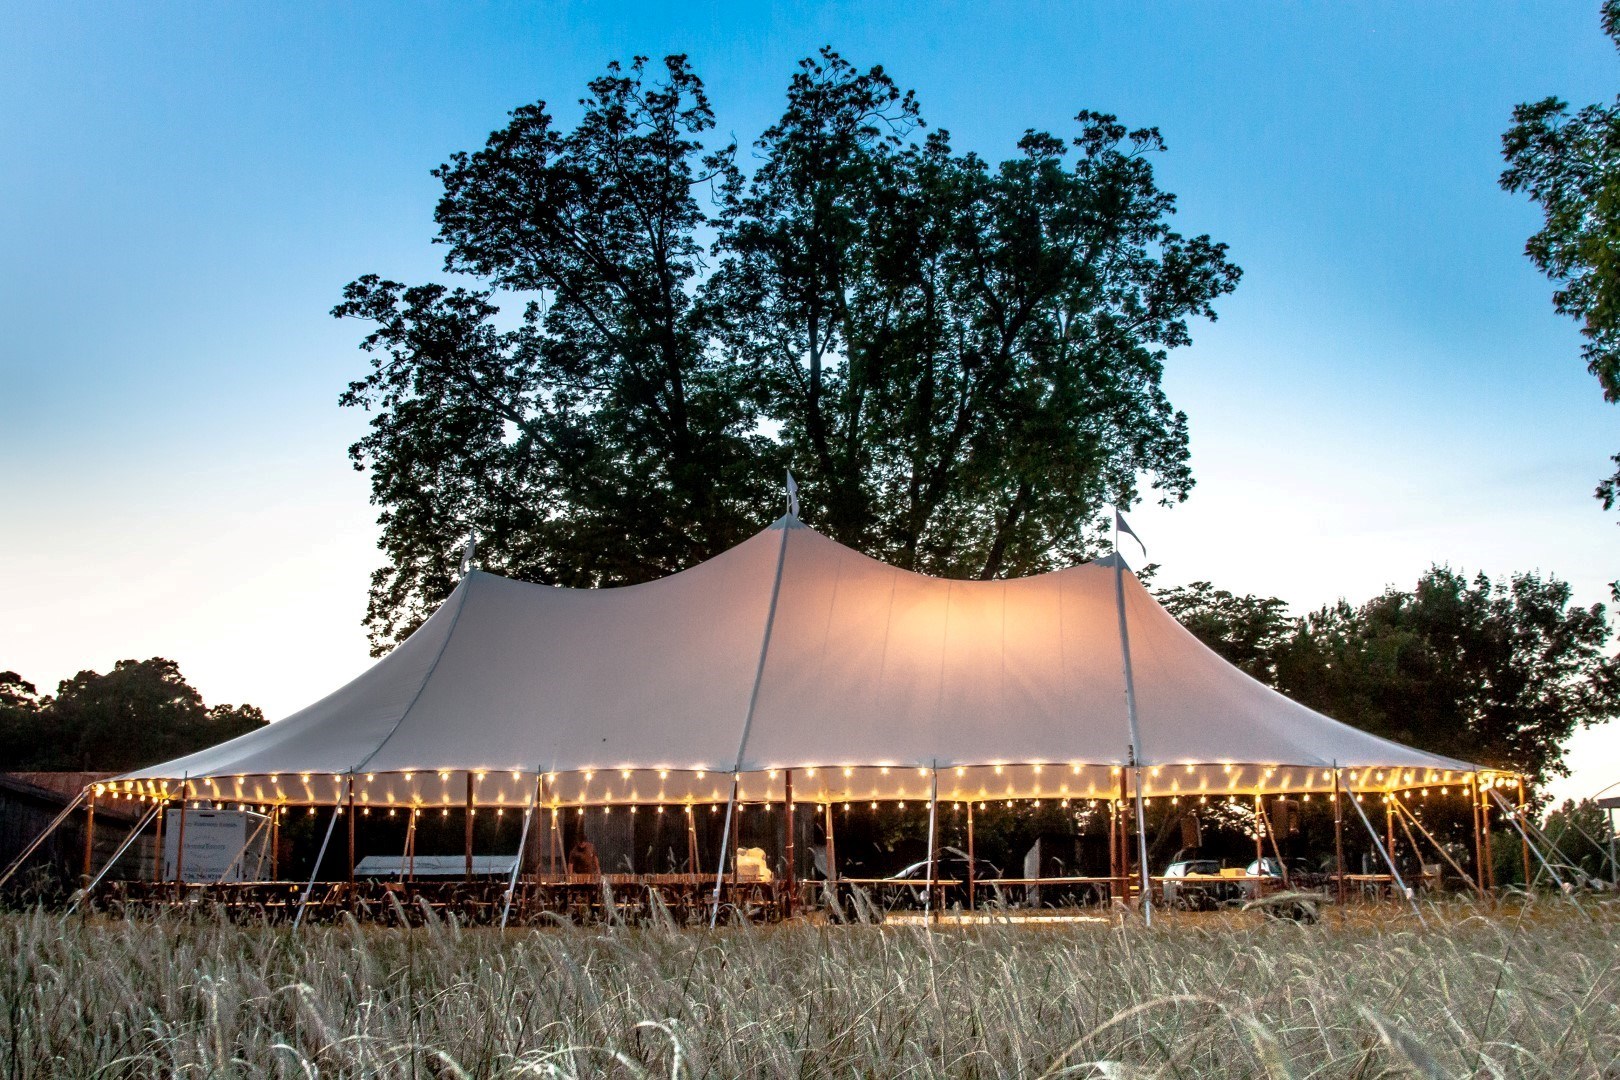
[1343,775,1424,926]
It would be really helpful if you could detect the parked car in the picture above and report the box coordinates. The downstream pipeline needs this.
[884,847,1001,906]
[1242,857,1326,898]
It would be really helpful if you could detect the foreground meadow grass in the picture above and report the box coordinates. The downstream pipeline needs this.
[0,900,1615,1078]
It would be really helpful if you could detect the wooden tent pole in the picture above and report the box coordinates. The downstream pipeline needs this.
[783,769,796,919]
[464,773,475,884]
[1384,795,1397,879]
[269,807,280,880]
[1254,794,1264,872]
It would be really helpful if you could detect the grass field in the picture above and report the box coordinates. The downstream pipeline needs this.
[1,899,1615,1078]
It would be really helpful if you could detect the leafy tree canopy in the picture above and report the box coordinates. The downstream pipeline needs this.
[1501,2,1620,544]
[0,659,265,773]
[1158,568,1620,787]
[337,51,1240,651]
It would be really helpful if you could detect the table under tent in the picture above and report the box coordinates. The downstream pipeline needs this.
[9,513,1535,925]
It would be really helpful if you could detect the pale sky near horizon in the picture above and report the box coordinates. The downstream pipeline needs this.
[3,2,1618,805]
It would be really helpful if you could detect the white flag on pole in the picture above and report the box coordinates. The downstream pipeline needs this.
[786,471,800,518]
[1114,509,1147,560]
[459,533,477,579]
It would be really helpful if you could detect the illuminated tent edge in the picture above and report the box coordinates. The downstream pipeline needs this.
[106,513,1513,812]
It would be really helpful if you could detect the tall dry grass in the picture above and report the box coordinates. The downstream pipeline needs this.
[0,899,1615,1078]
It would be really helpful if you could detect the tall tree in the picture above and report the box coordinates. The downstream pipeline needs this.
[0,659,265,772]
[338,51,1238,649]
[1159,569,1620,787]
[1501,1,1620,564]
[1274,568,1620,786]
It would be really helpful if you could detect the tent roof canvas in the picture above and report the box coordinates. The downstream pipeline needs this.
[119,517,1484,806]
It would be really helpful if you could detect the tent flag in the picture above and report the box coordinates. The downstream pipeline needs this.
[1114,508,1147,561]
[459,533,477,579]
[786,471,800,518]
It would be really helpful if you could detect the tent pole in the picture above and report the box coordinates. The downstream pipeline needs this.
[6,788,89,890]
[1256,796,1290,889]
[269,807,279,880]
[731,801,742,888]
[1470,773,1487,893]
[1480,782,1496,892]
[63,803,159,919]
[925,767,939,925]
[1332,767,1347,911]
[1111,544,1153,926]
[1396,796,1480,896]
[1517,778,1532,887]
[686,807,698,875]
[346,779,356,891]
[81,792,96,887]
[1385,796,1397,882]
[1112,777,1126,909]
[965,800,976,913]
[152,796,165,880]
[1489,787,1573,896]
[1346,784,1424,925]
[783,769,796,920]
[500,770,541,930]
[464,774,475,884]
[712,508,794,929]
[709,777,741,928]
[173,776,190,899]
[398,809,413,883]
[293,774,349,930]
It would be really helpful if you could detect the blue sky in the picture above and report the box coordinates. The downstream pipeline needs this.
[3,2,1617,800]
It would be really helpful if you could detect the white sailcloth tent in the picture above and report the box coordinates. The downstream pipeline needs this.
[111,515,1492,813]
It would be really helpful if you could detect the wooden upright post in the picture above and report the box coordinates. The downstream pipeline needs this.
[82,792,96,886]
[1480,784,1496,891]
[1384,796,1397,880]
[464,774,475,883]
[1469,774,1486,893]
[270,807,280,880]
[783,769,796,919]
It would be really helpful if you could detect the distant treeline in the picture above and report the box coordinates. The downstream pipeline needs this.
[1157,564,1620,789]
[0,658,264,772]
